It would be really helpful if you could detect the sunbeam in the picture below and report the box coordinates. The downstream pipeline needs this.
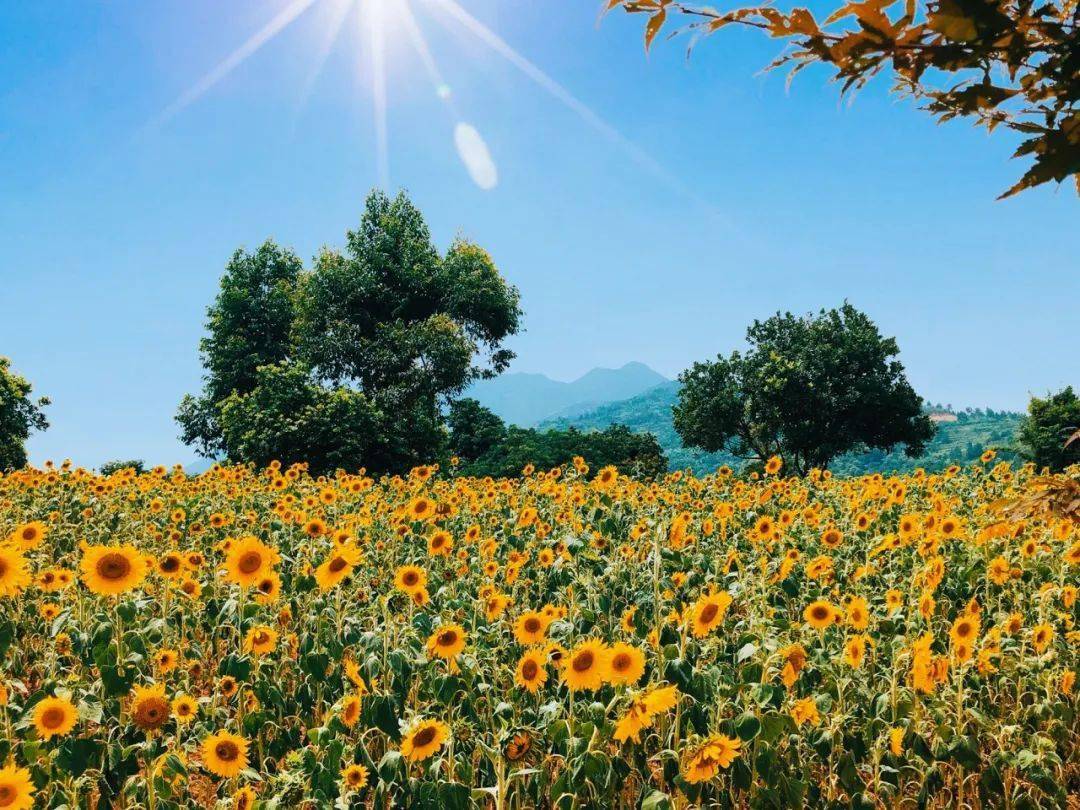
[151,0,321,128]
[421,0,683,193]
[294,0,355,119]
[367,0,390,188]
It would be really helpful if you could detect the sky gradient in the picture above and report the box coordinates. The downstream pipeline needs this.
[2,0,1077,469]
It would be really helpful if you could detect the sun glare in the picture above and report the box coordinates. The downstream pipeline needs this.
[151,0,682,195]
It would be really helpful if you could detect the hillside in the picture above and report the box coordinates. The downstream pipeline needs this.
[465,362,669,426]
[541,382,1025,475]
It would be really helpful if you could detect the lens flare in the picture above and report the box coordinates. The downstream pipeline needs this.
[454,123,497,190]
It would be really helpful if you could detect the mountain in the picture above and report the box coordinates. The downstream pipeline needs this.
[465,362,669,426]
[540,383,1026,476]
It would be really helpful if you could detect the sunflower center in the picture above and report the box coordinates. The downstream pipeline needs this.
[523,617,541,633]
[612,653,631,672]
[41,707,66,729]
[403,571,418,586]
[215,741,240,761]
[237,552,263,574]
[97,552,132,581]
[328,557,348,573]
[0,561,8,579]
[521,659,539,680]
[161,556,180,573]
[438,630,458,647]
[699,603,719,624]
[412,726,437,747]
[572,651,594,672]
[811,606,829,621]
[0,785,15,806]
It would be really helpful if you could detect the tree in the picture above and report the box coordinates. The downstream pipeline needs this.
[447,398,508,463]
[1018,386,1080,471]
[99,460,146,476]
[673,303,934,474]
[609,0,1080,198]
[447,399,668,478]
[177,190,522,475]
[0,357,49,471]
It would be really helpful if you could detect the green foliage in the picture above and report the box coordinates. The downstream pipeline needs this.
[177,190,521,475]
[546,383,1023,476]
[98,460,146,476]
[447,398,507,462]
[612,0,1080,198]
[673,303,934,474]
[448,399,667,478]
[1018,386,1080,472]
[0,356,49,471]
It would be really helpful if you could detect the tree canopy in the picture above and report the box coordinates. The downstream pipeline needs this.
[448,399,668,479]
[609,0,1080,198]
[673,303,934,474]
[0,356,49,471]
[1018,386,1080,471]
[177,189,522,475]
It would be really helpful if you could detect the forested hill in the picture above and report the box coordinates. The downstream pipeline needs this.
[540,381,1024,476]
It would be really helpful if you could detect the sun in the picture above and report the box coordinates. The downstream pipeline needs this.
[149,0,679,195]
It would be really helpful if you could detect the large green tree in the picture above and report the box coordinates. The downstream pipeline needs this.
[610,0,1079,198]
[0,356,49,471]
[1018,386,1080,471]
[448,399,668,478]
[177,190,522,475]
[673,303,934,474]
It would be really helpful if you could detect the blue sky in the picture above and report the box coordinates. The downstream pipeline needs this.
[2,0,1076,469]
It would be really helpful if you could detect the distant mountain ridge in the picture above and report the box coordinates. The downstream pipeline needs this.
[465,362,669,426]
[540,381,1026,476]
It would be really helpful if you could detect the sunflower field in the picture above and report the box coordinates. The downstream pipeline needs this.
[0,455,1078,809]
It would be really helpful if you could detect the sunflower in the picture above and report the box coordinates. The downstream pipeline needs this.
[80,544,147,596]
[314,544,360,592]
[426,624,466,660]
[683,734,742,783]
[505,731,532,761]
[253,572,281,603]
[130,683,171,732]
[223,536,279,588]
[33,695,78,740]
[0,764,35,810]
[804,600,838,630]
[155,648,179,673]
[393,565,427,595]
[405,496,436,522]
[764,456,783,475]
[233,786,256,810]
[790,697,821,727]
[10,521,45,550]
[341,763,369,790]
[172,694,198,723]
[513,611,550,645]
[340,694,362,727]
[845,596,869,630]
[156,551,185,580]
[202,730,249,778]
[820,527,843,549]
[843,634,868,669]
[218,676,239,699]
[689,591,733,638]
[950,614,980,646]
[562,639,609,691]
[244,625,279,656]
[427,530,453,556]
[514,649,548,692]
[400,718,450,762]
[1031,623,1054,653]
[607,643,646,686]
